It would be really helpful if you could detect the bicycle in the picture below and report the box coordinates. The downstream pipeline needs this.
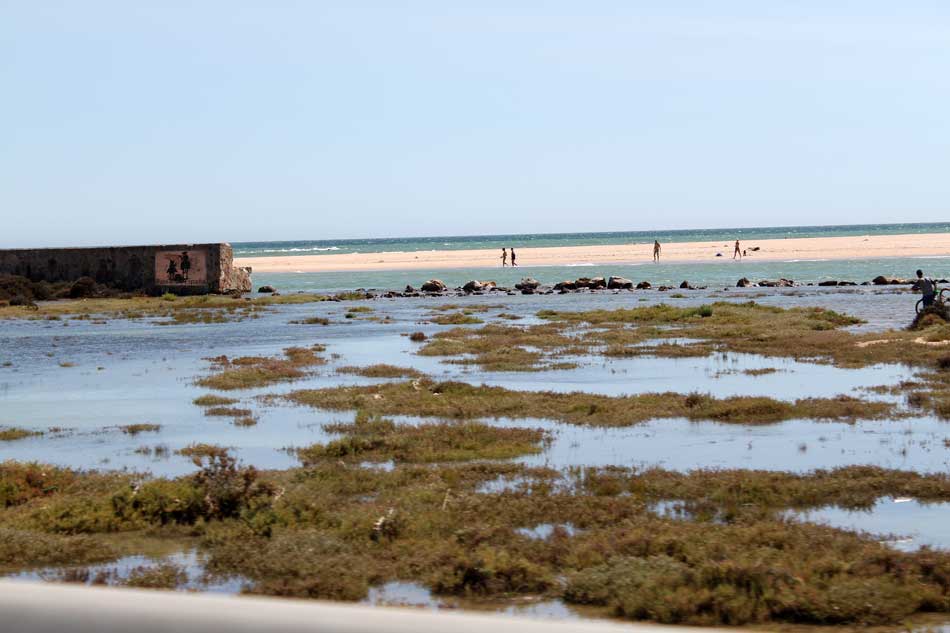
[916,287,950,314]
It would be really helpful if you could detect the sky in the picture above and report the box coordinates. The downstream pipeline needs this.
[2,1,949,247]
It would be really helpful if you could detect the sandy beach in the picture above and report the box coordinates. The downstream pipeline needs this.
[236,233,950,273]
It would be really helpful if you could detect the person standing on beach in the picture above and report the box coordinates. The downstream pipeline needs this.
[733,240,742,260]
[653,240,661,262]
[501,248,508,267]
[916,269,937,308]
[510,248,517,266]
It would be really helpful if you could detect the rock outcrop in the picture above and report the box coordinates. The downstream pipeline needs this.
[872,276,910,285]
[462,280,496,293]
[421,279,447,292]
[514,277,540,291]
[607,276,633,289]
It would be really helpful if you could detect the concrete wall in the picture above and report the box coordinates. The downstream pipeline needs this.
[0,243,251,294]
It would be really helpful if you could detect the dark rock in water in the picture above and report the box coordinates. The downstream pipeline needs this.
[404,285,416,293]
[838,281,857,286]
[589,277,607,289]
[421,279,447,292]
[736,277,753,288]
[462,280,496,293]
[257,285,276,293]
[574,277,592,288]
[657,285,673,291]
[636,281,652,290]
[758,279,794,288]
[679,281,692,289]
[514,277,540,290]
[872,275,910,285]
[607,276,633,289]
[554,280,577,291]
[818,280,839,287]
[861,281,871,286]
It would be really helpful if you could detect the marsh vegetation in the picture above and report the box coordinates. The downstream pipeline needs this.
[196,345,327,391]
[6,292,950,629]
[3,456,950,626]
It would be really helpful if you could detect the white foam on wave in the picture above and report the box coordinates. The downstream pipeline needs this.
[783,259,830,263]
[565,263,595,267]
[241,246,341,255]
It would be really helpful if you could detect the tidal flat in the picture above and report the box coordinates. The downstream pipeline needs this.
[3,285,950,629]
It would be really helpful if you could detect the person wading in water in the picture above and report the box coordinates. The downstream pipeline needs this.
[500,248,508,267]
[653,240,661,262]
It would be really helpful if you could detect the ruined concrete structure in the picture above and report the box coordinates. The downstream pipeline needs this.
[0,243,252,294]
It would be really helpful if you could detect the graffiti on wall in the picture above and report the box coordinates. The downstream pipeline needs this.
[155,250,207,286]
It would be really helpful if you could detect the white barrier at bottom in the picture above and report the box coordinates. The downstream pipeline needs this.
[0,580,740,633]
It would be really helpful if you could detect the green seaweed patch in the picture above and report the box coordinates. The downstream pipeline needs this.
[193,395,239,407]
[118,424,162,436]
[290,316,331,326]
[336,365,424,379]
[297,412,546,464]
[196,345,326,391]
[430,312,484,325]
[204,407,253,418]
[286,380,895,427]
[0,427,43,442]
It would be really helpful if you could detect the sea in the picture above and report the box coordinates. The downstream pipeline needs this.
[233,222,950,258]
[235,222,950,293]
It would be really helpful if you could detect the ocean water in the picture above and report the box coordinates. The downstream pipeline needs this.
[233,222,950,258]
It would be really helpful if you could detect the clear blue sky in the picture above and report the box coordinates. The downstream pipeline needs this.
[2,2,949,247]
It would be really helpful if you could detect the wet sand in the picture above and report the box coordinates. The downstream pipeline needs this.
[236,232,950,273]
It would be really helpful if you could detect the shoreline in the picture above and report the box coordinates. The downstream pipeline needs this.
[236,232,950,273]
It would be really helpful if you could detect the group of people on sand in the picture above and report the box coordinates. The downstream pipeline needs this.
[502,240,750,267]
[651,239,745,262]
[494,243,942,312]
[500,248,518,267]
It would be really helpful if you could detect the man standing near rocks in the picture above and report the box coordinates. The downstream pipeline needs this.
[733,240,742,260]
[653,240,661,262]
[916,269,937,308]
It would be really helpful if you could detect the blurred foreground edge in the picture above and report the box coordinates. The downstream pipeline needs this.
[0,580,746,633]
